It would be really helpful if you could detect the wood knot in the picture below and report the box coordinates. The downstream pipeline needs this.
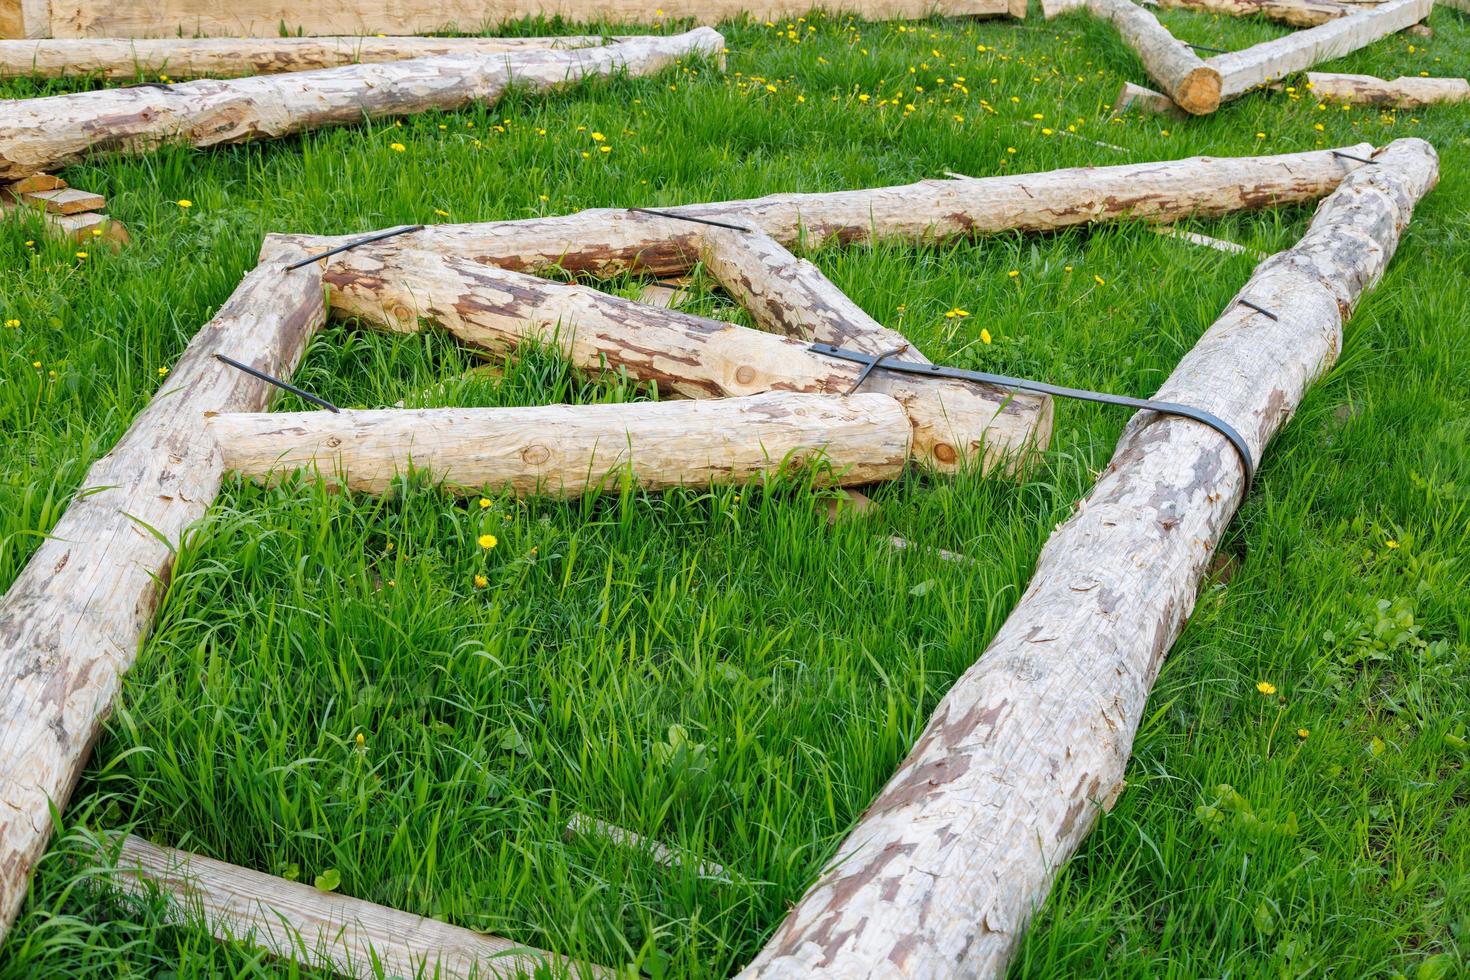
[326,437,342,449]
[734,365,757,386]
[390,304,414,324]
[933,443,958,464]
[521,444,551,465]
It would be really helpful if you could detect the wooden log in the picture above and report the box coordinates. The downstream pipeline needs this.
[0,29,724,180]
[1040,0,1087,16]
[1156,0,1359,28]
[1305,70,1470,106]
[1110,79,1185,116]
[0,34,624,79]
[1211,0,1434,102]
[109,835,610,979]
[736,137,1439,980]
[311,245,1050,474]
[696,226,926,360]
[1085,0,1222,114]
[566,814,729,879]
[0,246,328,942]
[272,146,1377,281]
[209,393,913,496]
[34,0,1011,40]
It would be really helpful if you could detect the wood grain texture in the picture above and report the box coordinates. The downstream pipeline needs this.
[0,34,622,78]
[38,0,1009,38]
[1111,79,1184,115]
[273,146,1376,280]
[1305,70,1469,106]
[310,244,1050,473]
[1210,0,1434,100]
[110,835,610,979]
[210,393,913,496]
[737,137,1439,980]
[1086,0,1222,113]
[0,29,724,179]
[0,248,327,942]
[1156,0,1360,27]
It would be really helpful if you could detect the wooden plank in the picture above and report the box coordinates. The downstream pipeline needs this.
[567,814,730,879]
[0,34,625,78]
[1305,70,1470,106]
[0,29,724,180]
[110,835,612,979]
[5,172,66,194]
[736,136,1439,980]
[1153,225,1266,259]
[0,198,129,247]
[18,186,104,214]
[1211,0,1435,101]
[209,393,914,497]
[1086,0,1222,113]
[0,245,328,941]
[45,0,1011,38]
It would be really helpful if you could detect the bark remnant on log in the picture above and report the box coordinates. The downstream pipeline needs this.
[0,247,328,941]
[0,29,724,179]
[736,137,1439,980]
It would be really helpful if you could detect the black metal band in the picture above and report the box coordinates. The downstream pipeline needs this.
[815,343,1255,488]
[627,207,754,234]
[285,224,425,271]
[215,354,341,413]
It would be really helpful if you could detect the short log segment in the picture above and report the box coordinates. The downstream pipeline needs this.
[0,34,620,79]
[0,248,328,941]
[273,146,1376,279]
[312,246,1050,473]
[0,29,723,180]
[1111,79,1185,116]
[109,835,611,979]
[1085,0,1223,114]
[1305,70,1470,106]
[1156,0,1360,28]
[209,393,913,497]
[1210,0,1434,102]
[737,137,1438,979]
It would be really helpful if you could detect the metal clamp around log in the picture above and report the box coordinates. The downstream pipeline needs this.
[815,343,1256,488]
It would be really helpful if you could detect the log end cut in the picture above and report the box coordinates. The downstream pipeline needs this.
[1175,66,1224,114]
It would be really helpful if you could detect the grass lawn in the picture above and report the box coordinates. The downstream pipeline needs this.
[1,6,1468,978]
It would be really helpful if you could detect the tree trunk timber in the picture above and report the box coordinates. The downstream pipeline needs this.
[0,34,623,79]
[736,137,1438,980]
[0,29,723,179]
[1305,70,1469,106]
[209,393,913,497]
[1085,0,1222,113]
[0,247,328,942]
[271,146,1376,280]
[1210,0,1434,101]
[311,245,1051,474]
[108,835,610,979]
[1156,0,1359,27]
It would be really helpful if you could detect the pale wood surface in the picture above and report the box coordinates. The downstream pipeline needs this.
[736,137,1439,980]
[1154,225,1266,258]
[1210,0,1434,100]
[18,186,104,214]
[273,146,1376,280]
[1157,0,1362,27]
[1086,0,1222,113]
[4,172,65,193]
[1305,70,1470,105]
[566,814,729,879]
[36,0,1009,39]
[1111,79,1184,115]
[311,244,1050,473]
[0,29,724,179]
[111,835,611,979]
[0,247,328,942]
[1,199,128,245]
[210,393,913,496]
[0,34,623,78]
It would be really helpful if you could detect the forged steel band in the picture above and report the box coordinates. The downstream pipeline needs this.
[214,354,342,413]
[285,224,425,271]
[814,342,1256,488]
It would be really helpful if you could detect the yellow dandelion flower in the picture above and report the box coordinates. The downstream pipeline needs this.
[599,145,612,154]
[1008,270,1019,278]
[591,131,606,141]
[479,497,492,509]
[75,251,88,259]
[980,328,992,345]
[1256,681,1277,696]
[355,732,365,747]
[177,199,193,208]
[474,574,489,588]
[944,308,970,318]
[157,366,169,377]
[1386,540,1399,549]
[1093,275,1106,286]
[2,319,18,329]
[389,142,406,152]
[478,534,498,550]
[1297,728,1310,738]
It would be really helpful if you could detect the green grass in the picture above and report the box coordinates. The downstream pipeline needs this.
[1,7,1468,978]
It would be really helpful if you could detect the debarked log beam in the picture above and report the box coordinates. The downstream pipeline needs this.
[309,245,1051,473]
[1305,70,1470,106]
[1085,0,1222,114]
[1210,0,1434,102]
[0,29,724,180]
[108,835,611,979]
[737,137,1438,979]
[271,146,1376,280]
[0,245,328,941]
[209,393,913,496]
[1155,0,1361,28]
[0,34,625,79]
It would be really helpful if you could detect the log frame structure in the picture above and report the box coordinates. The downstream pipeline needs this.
[0,143,1434,978]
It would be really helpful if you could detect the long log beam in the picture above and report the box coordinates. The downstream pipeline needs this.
[272,146,1376,279]
[0,29,723,180]
[0,34,624,79]
[1210,0,1434,102]
[737,137,1439,979]
[310,245,1050,474]
[1085,0,1223,114]
[209,393,913,497]
[0,246,328,941]
[1156,0,1361,28]
[1305,70,1470,106]
[109,835,611,979]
